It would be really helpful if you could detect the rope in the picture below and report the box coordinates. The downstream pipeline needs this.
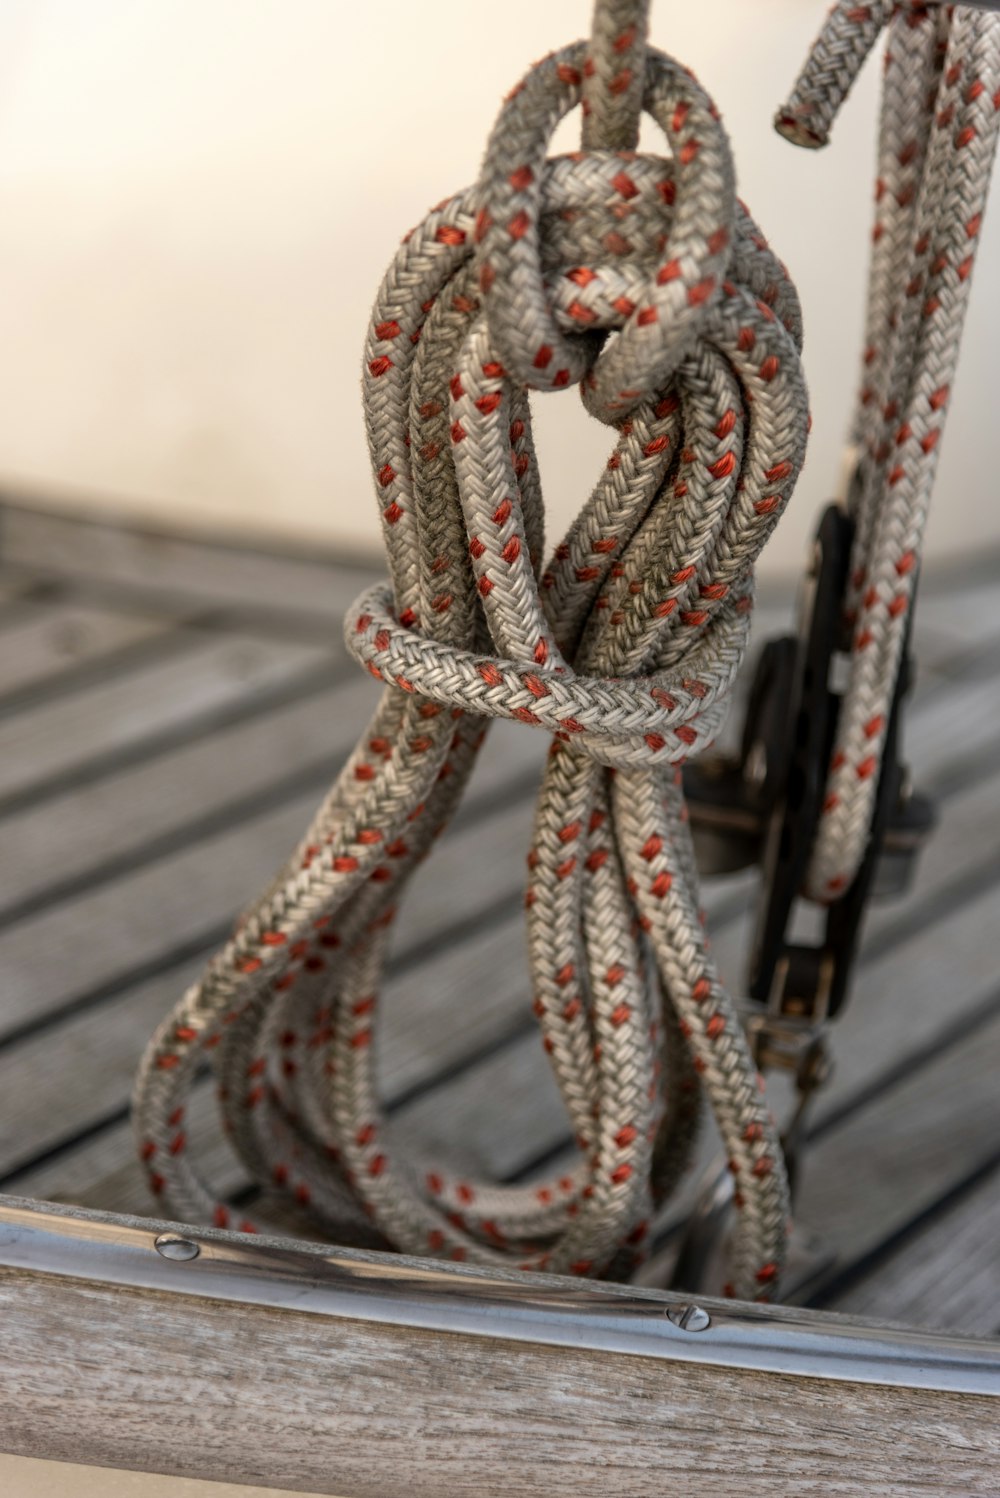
[777,1,1000,903]
[581,0,649,150]
[133,10,810,1299]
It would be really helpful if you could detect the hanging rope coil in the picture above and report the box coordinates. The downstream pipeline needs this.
[134,18,810,1298]
[778,1,1000,903]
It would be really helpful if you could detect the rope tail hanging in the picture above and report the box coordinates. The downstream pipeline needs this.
[777,1,1000,903]
[133,0,812,1301]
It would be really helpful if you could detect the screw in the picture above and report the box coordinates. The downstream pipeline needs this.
[666,1303,711,1332]
[154,1233,200,1262]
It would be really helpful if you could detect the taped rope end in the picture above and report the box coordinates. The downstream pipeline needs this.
[773,110,829,150]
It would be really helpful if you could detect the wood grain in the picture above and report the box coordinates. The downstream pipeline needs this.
[0,715,542,1029]
[0,782,541,1179]
[1,1255,997,1498]
[0,786,340,1042]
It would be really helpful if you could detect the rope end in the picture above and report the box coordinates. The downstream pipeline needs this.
[773,110,829,150]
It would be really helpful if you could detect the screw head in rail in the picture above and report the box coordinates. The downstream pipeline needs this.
[666,1303,712,1333]
[154,1233,201,1262]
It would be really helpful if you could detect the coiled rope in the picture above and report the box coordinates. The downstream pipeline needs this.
[777,0,1000,902]
[134,1,810,1299]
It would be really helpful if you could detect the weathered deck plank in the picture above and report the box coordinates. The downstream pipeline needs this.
[0,632,336,813]
[4,1201,998,1498]
[0,675,379,922]
[0,713,545,1042]
[1,588,989,1062]
[829,1159,1000,1335]
[800,1006,1000,1316]
[0,785,542,1181]
[7,789,998,1285]
[0,501,378,624]
[1,737,994,1228]
[0,599,179,705]
[0,501,998,1342]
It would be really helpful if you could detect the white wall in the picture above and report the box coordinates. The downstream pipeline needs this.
[0,0,996,575]
[0,1453,327,1498]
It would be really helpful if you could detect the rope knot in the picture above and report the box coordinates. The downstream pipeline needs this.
[352,42,809,777]
[474,42,746,425]
[346,578,742,767]
[134,19,811,1302]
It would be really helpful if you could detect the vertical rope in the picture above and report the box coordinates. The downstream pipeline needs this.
[777,3,1000,902]
[581,0,650,150]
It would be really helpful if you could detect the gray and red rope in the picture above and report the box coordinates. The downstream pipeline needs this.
[134,16,809,1299]
[778,1,1000,902]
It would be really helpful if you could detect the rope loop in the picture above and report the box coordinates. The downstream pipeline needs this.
[475,43,738,424]
[134,28,811,1299]
[347,577,740,769]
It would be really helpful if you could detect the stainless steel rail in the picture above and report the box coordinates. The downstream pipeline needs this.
[1,1194,997,1398]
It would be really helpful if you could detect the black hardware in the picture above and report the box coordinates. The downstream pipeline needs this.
[685,503,937,1042]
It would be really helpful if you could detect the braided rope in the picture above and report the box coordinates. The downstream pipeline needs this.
[581,0,649,150]
[133,23,810,1299]
[777,2,1000,902]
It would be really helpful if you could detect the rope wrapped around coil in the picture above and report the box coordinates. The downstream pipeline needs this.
[134,29,809,1299]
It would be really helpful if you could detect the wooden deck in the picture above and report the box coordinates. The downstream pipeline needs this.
[1,498,998,1338]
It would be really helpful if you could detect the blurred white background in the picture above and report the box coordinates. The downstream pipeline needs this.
[0,0,996,575]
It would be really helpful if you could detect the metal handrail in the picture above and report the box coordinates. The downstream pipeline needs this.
[1,1194,998,1398]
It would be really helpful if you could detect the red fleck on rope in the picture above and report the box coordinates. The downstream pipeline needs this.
[134,2,809,1299]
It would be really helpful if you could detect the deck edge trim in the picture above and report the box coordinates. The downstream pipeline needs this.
[1,1194,996,1396]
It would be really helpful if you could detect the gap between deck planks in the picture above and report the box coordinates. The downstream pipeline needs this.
[1,498,999,1336]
